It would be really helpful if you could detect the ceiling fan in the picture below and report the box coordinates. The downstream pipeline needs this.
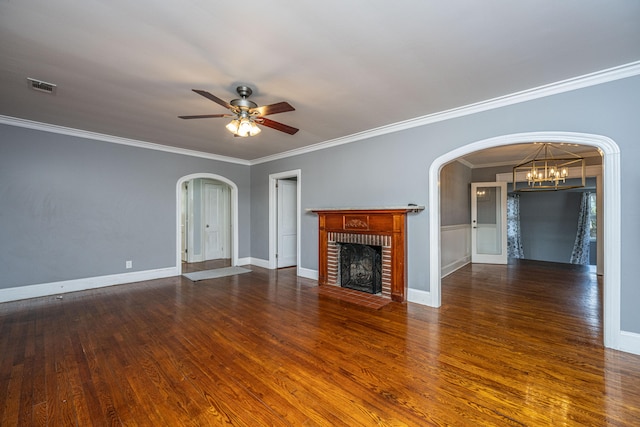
[179,86,298,137]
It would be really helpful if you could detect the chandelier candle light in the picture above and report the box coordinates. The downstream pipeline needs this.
[512,143,586,191]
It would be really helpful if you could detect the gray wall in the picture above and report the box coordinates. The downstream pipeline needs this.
[440,161,471,226]
[251,74,640,333]
[0,124,250,289]
[519,191,583,263]
[2,74,639,334]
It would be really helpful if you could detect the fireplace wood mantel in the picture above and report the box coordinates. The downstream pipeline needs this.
[310,207,423,302]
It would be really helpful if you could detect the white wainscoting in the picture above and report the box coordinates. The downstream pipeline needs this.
[441,224,471,278]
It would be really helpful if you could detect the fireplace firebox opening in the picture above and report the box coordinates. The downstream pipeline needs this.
[339,243,382,294]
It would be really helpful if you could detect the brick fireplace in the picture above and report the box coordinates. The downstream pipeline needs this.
[311,208,419,302]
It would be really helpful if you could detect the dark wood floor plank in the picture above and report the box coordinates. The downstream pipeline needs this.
[2,260,640,425]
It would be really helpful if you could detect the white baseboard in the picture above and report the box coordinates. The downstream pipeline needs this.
[407,288,432,306]
[619,331,640,356]
[298,267,318,280]
[241,257,269,268]
[0,267,179,303]
[442,256,471,278]
[236,257,252,266]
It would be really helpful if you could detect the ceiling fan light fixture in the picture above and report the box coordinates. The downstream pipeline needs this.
[226,117,261,137]
[180,86,298,136]
[225,119,240,134]
[248,121,261,136]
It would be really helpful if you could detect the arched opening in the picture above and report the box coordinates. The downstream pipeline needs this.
[176,173,239,274]
[428,132,621,349]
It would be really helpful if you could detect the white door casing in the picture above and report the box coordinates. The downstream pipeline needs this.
[181,182,188,262]
[277,179,298,268]
[203,182,229,260]
[269,169,302,274]
[176,173,239,272]
[471,182,507,264]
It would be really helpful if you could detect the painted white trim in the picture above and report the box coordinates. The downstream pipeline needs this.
[0,267,178,303]
[268,170,302,276]
[298,267,318,280]
[441,224,470,231]
[440,224,471,278]
[250,61,640,165]
[236,257,252,266]
[176,174,239,274]
[246,257,270,269]
[407,288,432,306]
[2,62,638,167]
[429,131,621,351]
[0,115,250,165]
[442,257,471,278]
[619,331,640,356]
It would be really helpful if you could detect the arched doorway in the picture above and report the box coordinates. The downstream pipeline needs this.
[176,173,239,273]
[428,132,621,349]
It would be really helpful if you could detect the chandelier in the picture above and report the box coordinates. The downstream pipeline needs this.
[512,143,585,192]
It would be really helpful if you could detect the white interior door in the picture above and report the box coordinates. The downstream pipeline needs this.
[203,183,228,260]
[471,182,507,264]
[277,179,297,268]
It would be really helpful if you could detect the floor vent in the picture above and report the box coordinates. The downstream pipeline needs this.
[27,77,57,95]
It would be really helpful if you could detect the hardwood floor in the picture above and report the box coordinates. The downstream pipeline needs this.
[1,261,639,425]
[181,258,232,273]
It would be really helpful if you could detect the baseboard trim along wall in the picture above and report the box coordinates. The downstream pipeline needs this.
[236,257,254,267]
[298,267,318,280]
[0,267,179,303]
[620,331,640,356]
[243,257,269,269]
[407,288,432,306]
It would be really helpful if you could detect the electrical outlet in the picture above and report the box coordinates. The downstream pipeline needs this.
[126,260,132,269]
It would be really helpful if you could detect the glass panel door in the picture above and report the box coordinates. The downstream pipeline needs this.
[471,182,507,264]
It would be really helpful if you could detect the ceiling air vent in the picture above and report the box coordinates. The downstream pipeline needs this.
[27,77,57,95]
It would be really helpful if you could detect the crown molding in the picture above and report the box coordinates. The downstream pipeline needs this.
[0,115,251,166]
[250,60,640,165]
[2,61,639,166]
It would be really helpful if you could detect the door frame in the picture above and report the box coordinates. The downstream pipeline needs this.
[471,182,508,264]
[176,173,239,273]
[269,169,301,274]
[202,181,230,261]
[428,131,621,350]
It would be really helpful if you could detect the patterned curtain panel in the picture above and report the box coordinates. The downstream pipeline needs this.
[507,194,524,259]
[570,192,591,265]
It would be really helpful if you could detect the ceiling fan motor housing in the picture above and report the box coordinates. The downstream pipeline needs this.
[230,86,257,110]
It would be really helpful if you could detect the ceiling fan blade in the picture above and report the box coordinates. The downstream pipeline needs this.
[251,102,295,116]
[178,114,232,119]
[258,117,299,135]
[192,89,233,110]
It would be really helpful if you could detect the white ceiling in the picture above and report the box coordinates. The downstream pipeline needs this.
[1,1,639,162]
[459,143,602,169]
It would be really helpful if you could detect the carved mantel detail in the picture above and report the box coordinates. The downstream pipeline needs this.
[344,216,369,230]
[310,207,420,303]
